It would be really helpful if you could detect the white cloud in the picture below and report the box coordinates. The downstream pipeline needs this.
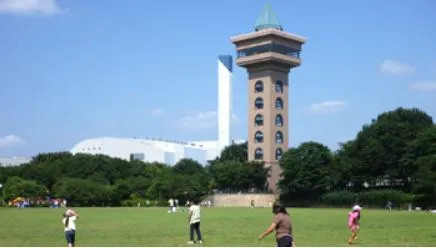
[179,111,239,130]
[0,0,62,15]
[380,60,415,75]
[150,108,164,117]
[0,135,24,148]
[409,81,436,91]
[310,100,347,114]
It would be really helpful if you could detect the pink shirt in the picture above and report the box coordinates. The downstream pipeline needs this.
[348,211,359,227]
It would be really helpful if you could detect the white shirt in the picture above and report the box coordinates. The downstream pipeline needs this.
[62,216,77,231]
[168,199,174,207]
[189,205,201,224]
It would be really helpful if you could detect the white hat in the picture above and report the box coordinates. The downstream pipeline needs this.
[352,205,362,211]
[65,209,75,216]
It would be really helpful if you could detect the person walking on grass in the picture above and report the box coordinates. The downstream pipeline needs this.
[188,199,203,244]
[62,209,79,247]
[258,202,295,247]
[348,205,362,245]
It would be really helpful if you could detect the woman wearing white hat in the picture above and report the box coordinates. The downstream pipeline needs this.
[62,209,79,247]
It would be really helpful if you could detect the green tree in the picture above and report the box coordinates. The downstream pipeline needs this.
[216,142,248,163]
[349,107,433,189]
[412,155,436,195]
[401,125,436,189]
[20,161,63,191]
[0,166,21,184]
[52,178,111,206]
[245,161,270,191]
[208,160,268,191]
[2,176,47,201]
[331,140,363,191]
[111,179,132,205]
[279,142,333,199]
[173,158,205,175]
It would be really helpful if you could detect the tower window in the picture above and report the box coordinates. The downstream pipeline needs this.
[255,114,264,126]
[237,43,300,59]
[255,97,264,109]
[255,81,264,93]
[255,131,264,143]
[275,98,283,110]
[275,114,283,127]
[255,148,264,160]
[275,81,283,93]
[275,131,283,144]
[275,148,283,160]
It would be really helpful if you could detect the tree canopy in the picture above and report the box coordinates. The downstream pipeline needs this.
[1,107,435,208]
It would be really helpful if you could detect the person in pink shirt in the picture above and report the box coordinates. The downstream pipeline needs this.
[348,205,361,245]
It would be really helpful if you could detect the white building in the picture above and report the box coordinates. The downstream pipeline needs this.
[70,137,245,166]
[218,55,233,154]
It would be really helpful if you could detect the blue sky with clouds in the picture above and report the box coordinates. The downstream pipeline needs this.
[0,0,435,157]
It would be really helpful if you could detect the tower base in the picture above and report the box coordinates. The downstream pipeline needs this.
[265,162,283,194]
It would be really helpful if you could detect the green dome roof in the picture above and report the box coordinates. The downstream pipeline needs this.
[254,3,283,32]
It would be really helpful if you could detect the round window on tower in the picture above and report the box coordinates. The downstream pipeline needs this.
[255,148,264,160]
[255,114,264,126]
[255,97,264,109]
[255,81,264,93]
[254,131,264,143]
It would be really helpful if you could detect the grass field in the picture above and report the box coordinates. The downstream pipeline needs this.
[0,207,435,247]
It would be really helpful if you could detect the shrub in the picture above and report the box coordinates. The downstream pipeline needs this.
[358,189,414,208]
[413,194,436,209]
[321,190,415,208]
[321,191,357,207]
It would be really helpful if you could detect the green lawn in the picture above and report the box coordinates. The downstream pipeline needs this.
[0,207,435,247]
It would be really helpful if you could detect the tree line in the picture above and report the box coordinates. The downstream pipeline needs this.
[0,107,435,208]
[0,144,269,207]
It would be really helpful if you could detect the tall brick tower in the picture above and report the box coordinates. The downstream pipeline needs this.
[231,4,306,193]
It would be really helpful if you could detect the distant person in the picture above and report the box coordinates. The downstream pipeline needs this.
[251,200,255,208]
[258,202,295,247]
[188,199,203,244]
[62,209,79,247]
[386,201,392,211]
[168,198,174,213]
[146,200,150,207]
[348,205,362,245]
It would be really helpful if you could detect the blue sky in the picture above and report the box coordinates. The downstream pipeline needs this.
[0,0,435,157]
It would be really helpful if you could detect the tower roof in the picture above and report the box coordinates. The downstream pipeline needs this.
[254,3,283,32]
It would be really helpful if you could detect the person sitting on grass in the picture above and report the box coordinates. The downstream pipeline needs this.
[62,209,79,247]
[348,205,362,245]
[188,199,203,244]
[258,202,295,247]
